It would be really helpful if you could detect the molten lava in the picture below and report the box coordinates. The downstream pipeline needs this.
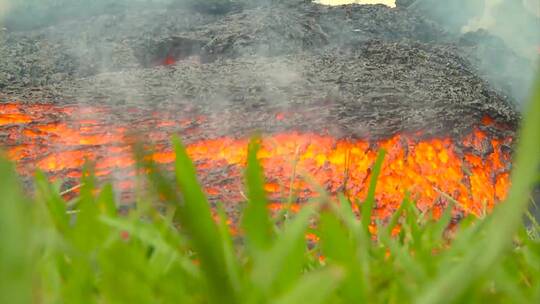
[0,102,513,218]
[162,55,177,66]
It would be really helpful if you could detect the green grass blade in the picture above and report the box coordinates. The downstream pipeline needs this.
[99,215,201,280]
[242,137,273,252]
[337,193,356,225]
[34,170,69,233]
[273,266,344,304]
[0,157,32,304]
[381,193,408,238]
[430,201,454,244]
[71,164,102,251]
[319,210,355,263]
[252,205,316,294]
[335,194,371,293]
[362,149,386,233]
[171,136,237,304]
[96,183,117,217]
[216,203,243,294]
[403,198,422,246]
[319,209,366,302]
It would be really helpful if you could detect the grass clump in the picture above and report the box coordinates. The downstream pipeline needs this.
[1,77,540,303]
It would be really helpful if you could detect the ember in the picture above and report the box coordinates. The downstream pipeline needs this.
[0,102,512,218]
[162,55,177,66]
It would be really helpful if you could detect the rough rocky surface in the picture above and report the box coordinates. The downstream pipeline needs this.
[0,1,523,139]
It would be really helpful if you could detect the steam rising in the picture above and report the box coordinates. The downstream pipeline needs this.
[0,0,9,21]
[413,0,540,104]
[462,0,540,60]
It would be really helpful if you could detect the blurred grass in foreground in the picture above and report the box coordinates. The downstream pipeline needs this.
[1,76,540,303]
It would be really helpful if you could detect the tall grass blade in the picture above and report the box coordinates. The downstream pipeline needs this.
[216,203,243,294]
[252,205,316,294]
[242,138,273,252]
[273,266,344,304]
[171,136,237,304]
[0,157,32,304]
[319,209,366,302]
[96,183,117,217]
[99,216,201,280]
[362,149,386,233]
[431,201,454,244]
[34,170,69,233]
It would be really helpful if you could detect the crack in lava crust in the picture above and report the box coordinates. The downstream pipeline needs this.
[0,102,513,219]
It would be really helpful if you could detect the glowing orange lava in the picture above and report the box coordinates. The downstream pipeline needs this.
[0,102,513,218]
[163,55,177,66]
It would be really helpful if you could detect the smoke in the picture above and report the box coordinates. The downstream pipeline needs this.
[463,0,540,60]
[412,0,540,105]
[0,0,10,22]
[0,0,175,30]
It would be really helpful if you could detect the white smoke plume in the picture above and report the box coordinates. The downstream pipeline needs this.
[463,0,540,60]
[411,0,539,104]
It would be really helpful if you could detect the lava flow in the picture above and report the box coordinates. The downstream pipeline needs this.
[0,102,513,219]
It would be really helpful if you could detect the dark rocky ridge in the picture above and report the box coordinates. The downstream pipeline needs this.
[0,1,522,140]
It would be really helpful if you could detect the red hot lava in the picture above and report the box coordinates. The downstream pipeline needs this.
[0,102,513,219]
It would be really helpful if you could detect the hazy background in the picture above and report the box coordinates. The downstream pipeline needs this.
[0,0,174,30]
[0,0,9,20]
[413,0,539,105]
[416,0,540,59]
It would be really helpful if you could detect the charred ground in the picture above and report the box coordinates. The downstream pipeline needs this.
[0,1,525,139]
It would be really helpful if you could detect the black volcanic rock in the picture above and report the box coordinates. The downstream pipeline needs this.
[0,1,521,139]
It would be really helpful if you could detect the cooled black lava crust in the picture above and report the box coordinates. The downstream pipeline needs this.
[0,1,523,139]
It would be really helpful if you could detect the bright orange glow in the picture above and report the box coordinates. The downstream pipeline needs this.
[163,55,176,66]
[0,113,32,125]
[0,102,513,218]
